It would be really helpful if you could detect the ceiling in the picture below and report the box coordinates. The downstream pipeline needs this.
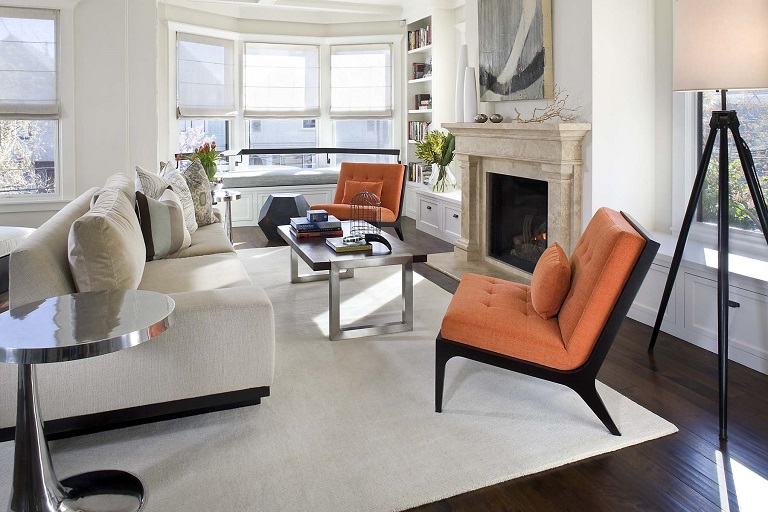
[164,0,463,24]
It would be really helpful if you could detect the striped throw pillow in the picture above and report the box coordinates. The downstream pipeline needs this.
[135,188,191,261]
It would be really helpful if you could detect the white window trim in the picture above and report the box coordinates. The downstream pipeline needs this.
[0,4,75,210]
[672,91,768,259]
[166,21,403,168]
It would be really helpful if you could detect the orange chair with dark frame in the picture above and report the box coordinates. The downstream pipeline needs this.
[435,208,660,435]
[310,162,407,240]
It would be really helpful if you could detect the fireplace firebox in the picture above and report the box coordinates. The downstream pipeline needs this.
[489,174,548,273]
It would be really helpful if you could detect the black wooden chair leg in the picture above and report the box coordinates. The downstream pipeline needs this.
[435,340,451,413]
[573,382,621,436]
[394,224,404,241]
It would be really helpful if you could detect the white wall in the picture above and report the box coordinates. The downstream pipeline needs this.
[592,0,657,229]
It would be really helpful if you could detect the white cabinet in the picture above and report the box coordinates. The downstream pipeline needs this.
[414,188,461,244]
[628,248,768,375]
[224,184,337,227]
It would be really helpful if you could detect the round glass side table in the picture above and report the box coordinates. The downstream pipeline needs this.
[0,290,175,512]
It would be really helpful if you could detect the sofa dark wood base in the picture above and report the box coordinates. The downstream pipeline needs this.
[0,386,270,442]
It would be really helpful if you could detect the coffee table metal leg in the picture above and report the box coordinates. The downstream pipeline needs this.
[226,201,233,244]
[290,248,354,284]
[329,256,414,340]
[9,364,144,512]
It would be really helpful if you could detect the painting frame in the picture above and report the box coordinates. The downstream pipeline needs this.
[478,0,554,102]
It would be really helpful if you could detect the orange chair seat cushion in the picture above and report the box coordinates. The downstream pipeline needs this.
[341,181,383,204]
[440,273,577,370]
[310,203,397,223]
[530,242,571,320]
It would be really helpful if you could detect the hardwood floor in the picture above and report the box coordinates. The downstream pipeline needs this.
[4,219,766,511]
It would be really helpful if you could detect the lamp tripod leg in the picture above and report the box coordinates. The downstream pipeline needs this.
[649,120,719,352]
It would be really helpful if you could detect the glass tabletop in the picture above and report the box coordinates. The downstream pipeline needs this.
[0,290,175,365]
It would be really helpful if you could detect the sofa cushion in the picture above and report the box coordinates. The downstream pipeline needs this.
[92,173,135,206]
[140,252,251,294]
[68,188,146,292]
[182,159,217,227]
[135,189,191,261]
[167,222,233,259]
[530,243,571,320]
[440,273,570,369]
[342,180,383,204]
[160,162,199,234]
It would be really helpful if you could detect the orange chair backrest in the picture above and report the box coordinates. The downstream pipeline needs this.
[557,207,647,367]
[333,162,405,214]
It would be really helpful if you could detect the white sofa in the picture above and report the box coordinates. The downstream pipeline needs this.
[0,180,275,439]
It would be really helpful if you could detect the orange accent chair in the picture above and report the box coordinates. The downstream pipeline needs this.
[435,208,659,435]
[310,162,407,240]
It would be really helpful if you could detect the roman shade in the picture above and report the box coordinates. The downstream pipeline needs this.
[0,7,58,118]
[177,33,236,118]
[243,43,320,118]
[330,44,393,118]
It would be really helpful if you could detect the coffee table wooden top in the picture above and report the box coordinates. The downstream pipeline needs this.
[277,222,427,272]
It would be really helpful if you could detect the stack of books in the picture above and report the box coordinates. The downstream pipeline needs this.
[289,210,342,238]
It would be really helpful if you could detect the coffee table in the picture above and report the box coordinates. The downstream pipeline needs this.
[0,290,175,512]
[277,223,427,340]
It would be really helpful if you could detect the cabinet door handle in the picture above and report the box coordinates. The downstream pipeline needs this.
[452,213,459,218]
[426,205,432,210]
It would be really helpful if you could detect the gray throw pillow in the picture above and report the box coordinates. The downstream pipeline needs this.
[135,188,192,261]
[160,162,198,234]
[182,159,217,227]
[68,188,146,292]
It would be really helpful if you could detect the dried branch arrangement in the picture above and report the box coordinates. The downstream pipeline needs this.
[512,88,581,123]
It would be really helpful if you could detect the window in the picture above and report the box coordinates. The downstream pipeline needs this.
[330,44,393,163]
[0,7,58,197]
[247,119,318,167]
[698,90,768,234]
[244,44,320,117]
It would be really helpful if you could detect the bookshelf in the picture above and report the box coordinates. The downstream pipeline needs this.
[403,10,460,229]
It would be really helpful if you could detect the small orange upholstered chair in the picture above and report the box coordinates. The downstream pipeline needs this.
[310,162,407,240]
[435,208,659,435]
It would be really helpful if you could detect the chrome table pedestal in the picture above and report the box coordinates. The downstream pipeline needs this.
[11,364,144,512]
[0,291,175,512]
[215,189,241,244]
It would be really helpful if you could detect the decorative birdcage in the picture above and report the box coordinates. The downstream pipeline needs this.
[349,190,382,236]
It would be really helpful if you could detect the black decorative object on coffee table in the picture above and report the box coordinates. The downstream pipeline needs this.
[258,193,310,242]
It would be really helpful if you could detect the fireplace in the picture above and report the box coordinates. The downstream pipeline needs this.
[489,174,548,273]
[442,122,590,280]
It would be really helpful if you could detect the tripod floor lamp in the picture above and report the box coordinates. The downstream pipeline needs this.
[648,0,768,440]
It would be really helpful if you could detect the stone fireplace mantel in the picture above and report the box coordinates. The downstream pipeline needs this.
[443,122,591,278]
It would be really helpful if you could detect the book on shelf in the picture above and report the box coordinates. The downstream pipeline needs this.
[411,63,430,80]
[290,227,343,239]
[414,94,431,110]
[290,215,341,232]
[407,25,432,51]
[407,162,433,184]
[408,121,429,142]
[326,237,373,253]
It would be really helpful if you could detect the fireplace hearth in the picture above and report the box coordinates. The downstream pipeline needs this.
[489,174,548,273]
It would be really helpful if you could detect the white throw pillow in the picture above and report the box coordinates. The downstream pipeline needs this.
[160,161,198,234]
[68,188,146,292]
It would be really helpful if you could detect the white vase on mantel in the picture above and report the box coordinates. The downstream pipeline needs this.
[463,67,478,122]
[455,45,468,122]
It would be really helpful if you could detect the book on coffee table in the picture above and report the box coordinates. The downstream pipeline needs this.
[325,237,372,253]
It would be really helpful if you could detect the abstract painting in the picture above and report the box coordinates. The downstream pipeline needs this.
[478,0,553,101]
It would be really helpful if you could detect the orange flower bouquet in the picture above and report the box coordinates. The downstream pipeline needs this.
[177,140,221,182]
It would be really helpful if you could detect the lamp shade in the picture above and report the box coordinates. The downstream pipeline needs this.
[673,0,768,92]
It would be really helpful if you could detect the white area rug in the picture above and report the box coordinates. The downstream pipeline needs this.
[0,247,677,511]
